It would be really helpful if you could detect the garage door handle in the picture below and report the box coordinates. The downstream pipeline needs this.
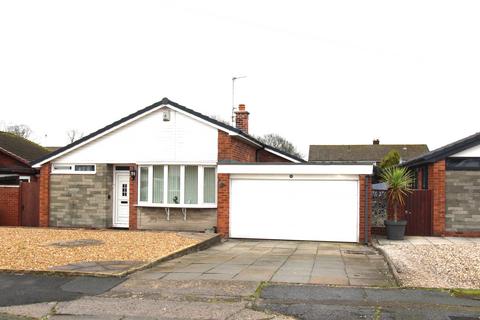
[121,201,128,204]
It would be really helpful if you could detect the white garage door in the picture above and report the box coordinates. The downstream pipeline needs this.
[230,178,359,242]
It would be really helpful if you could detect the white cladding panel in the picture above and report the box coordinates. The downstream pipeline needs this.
[450,144,480,157]
[230,178,359,242]
[55,108,218,164]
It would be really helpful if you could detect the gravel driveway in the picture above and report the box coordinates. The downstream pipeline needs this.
[376,236,480,289]
[0,227,204,274]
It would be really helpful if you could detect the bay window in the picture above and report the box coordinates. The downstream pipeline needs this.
[203,167,216,204]
[184,166,198,204]
[168,165,181,204]
[139,167,149,202]
[138,165,216,207]
[152,165,164,203]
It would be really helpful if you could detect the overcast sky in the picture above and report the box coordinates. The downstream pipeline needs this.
[1,1,479,158]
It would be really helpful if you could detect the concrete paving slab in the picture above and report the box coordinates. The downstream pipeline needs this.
[270,274,310,283]
[260,284,366,301]
[233,272,274,282]
[162,272,202,280]
[228,256,262,265]
[50,315,121,320]
[198,273,235,280]
[60,277,125,295]
[310,269,347,277]
[0,302,56,319]
[309,275,349,285]
[312,262,345,269]
[129,270,167,280]
[227,308,295,320]
[56,297,246,319]
[349,278,391,286]
[134,239,393,287]
[205,264,245,275]
[109,279,260,299]
[173,263,217,273]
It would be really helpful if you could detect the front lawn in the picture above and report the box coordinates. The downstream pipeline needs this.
[0,227,203,275]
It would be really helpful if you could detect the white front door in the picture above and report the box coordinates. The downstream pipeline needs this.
[113,172,130,228]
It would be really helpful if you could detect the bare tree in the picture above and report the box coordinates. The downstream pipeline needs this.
[6,124,32,138]
[256,133,303,159]
[67,129,84,143]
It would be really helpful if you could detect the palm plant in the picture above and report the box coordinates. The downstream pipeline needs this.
[380,166,414,222]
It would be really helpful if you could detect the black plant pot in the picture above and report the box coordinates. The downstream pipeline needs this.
[384,220,407,240]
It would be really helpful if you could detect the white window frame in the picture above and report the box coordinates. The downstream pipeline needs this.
[137,164,217,208]
[19,176,31,182]
[51,163,96,174]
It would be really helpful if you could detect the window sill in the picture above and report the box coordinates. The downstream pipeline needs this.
[135,203,217,209]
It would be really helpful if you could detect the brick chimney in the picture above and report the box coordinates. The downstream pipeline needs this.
[235,104,249,133]
[373,139,380,145]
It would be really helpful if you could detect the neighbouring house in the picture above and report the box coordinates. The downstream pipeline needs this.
[308,140,429,164]
[31,98,375,243]
[0,131,50,183]
[0,132,50,226]
[403,132,480,237]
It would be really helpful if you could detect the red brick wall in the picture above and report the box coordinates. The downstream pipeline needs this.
[129,164,138,230]
[218,131,257,162]
[38,163,50,227]
[217,173,230,237]
[429,160,446,236]
[257,149,291,162]
[0,186,20,226]
[218,130,292,163]
[0,151,29,168]
[359,175,373,243]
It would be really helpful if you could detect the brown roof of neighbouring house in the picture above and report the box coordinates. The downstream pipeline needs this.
[308,144,429,163]
[0,131,51,163]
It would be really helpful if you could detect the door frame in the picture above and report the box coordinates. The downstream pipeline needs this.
[113,167,130,228]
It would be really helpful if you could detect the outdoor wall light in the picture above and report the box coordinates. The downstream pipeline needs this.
[130,168,137,180]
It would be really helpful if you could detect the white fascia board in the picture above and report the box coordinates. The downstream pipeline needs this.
[263,147,302,163]
[167,105,239,136]
[33,106,164,167]
[33,103,247,168]
[217,164,374,175]
[166,105,263,148]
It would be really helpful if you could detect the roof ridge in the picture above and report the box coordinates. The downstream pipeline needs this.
[32,97,304,165]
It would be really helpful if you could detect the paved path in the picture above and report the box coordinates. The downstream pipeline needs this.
[131,239,394,286]
[2,275,480,319]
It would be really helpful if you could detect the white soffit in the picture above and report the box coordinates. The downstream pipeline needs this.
[450,144,480,157]
[217,164,374,175]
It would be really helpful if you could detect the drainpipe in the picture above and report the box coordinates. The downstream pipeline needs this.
[364,175,370,245]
